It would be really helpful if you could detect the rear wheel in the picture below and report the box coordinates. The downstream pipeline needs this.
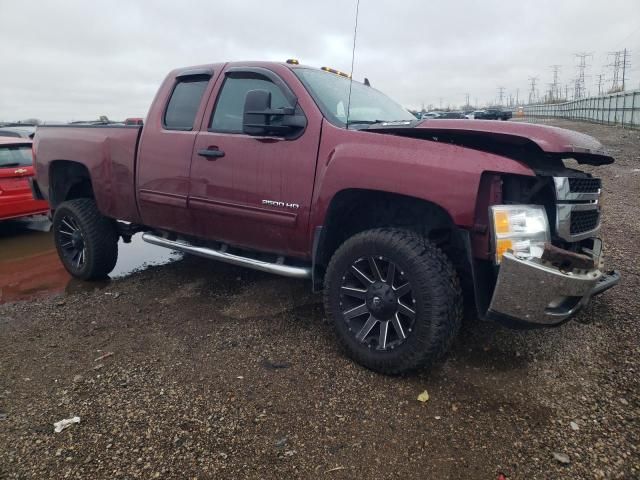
[52,198,118,280]
[324,228,463,374]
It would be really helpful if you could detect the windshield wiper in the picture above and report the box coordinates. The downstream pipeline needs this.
[346,119,389,126]
[346,119,416,129]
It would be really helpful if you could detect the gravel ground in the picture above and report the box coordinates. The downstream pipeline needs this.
[1,120,638,479]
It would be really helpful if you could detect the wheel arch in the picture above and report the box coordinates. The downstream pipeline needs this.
[48,160,95,208]
[312,189,474,296]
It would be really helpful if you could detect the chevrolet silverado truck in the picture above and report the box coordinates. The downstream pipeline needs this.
[31,60,620,374]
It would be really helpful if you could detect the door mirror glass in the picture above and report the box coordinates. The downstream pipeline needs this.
[242,89,272,136]
[242,89,307,137]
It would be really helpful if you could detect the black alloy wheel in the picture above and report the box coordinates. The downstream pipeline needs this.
[339,255,415,351]
[324,228,463,374]
[52,198,119,280]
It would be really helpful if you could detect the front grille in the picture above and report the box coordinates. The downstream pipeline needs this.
[568,177,601,193]
[570,209,600,235]
[554,176,602,241]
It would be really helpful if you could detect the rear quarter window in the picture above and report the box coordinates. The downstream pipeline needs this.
[0,146,32,168]
[163,76,210,130]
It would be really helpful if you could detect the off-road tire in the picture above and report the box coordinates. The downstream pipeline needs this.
[324,228,463,374]
[52,198,118,280]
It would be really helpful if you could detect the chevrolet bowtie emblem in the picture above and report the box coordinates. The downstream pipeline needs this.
[14,168,28,174]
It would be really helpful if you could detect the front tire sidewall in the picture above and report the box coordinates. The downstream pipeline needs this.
[325,229,462,374]
[328,242,423,365]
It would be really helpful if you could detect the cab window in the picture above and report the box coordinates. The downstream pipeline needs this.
[164,76,209,130]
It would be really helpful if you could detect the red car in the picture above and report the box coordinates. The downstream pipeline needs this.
[0,137,49,221]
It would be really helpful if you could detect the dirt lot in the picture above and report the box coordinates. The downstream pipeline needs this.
[1,120,638,479]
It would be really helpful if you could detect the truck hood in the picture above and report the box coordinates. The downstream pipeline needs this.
[365,119,614,167]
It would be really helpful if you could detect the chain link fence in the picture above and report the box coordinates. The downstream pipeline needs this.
[523,90,640,128]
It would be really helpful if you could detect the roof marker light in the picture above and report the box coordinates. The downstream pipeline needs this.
[320,67,351,78]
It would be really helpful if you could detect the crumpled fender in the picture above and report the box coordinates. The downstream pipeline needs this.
[368,119,613,166]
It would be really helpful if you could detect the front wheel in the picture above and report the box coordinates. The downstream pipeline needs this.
[52,198,118,280]
[324,228,463,375]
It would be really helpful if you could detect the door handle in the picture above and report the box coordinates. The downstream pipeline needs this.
[198,148,225,159]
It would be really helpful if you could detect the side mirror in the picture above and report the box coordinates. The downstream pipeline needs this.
[243,89,272,136]
[242,89,307,137]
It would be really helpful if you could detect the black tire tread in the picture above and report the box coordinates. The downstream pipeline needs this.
[324,228,463,375]
[53,198,118,280]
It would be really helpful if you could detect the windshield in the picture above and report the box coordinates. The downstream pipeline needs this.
[0,146,32,168]
[294,68,415,126]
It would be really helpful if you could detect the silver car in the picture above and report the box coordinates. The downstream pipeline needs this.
[0,126,36,139]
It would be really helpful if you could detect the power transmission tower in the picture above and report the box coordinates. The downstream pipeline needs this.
[464,92,470,107]
[528,76,539,104]
[607,51,622,92]
[621,48,631,91]
[546,83,555,103]
[550,65,561,101]
[497,86,506,106]
[574,52,592,99]
[596,74,604,96]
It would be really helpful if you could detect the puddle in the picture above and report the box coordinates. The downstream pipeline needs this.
[0,218,181,304]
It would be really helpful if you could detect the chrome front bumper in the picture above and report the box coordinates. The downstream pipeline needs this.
[487,244,620,327]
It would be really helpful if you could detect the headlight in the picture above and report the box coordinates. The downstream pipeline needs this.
[490,205,550,263]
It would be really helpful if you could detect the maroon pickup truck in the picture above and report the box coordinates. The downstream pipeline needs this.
[32,60,619,374]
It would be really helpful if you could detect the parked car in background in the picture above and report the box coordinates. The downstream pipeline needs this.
[437,111,466,119]
[474,108,512,121]
[420,111,441,119]
[0,125,36,139]
[0,138,49,221]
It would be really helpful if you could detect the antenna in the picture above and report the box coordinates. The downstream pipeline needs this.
[345,0,360,126]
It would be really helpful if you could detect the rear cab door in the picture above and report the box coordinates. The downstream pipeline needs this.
[187,63,323,258]
[136,66,222,235]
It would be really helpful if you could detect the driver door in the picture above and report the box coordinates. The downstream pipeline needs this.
[188,66,321,258]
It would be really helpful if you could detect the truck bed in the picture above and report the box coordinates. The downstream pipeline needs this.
[33,125,143,223]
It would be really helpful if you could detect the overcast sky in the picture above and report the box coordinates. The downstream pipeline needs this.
[1,0,639,121]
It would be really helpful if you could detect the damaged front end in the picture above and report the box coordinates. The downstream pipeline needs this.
[366,118,620,328]
[487,241,619,327]
[475,169,620,327]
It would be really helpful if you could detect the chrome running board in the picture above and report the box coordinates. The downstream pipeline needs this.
[141,233,311,279]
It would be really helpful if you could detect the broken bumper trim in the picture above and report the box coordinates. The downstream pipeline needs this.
[486,250,620,327]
